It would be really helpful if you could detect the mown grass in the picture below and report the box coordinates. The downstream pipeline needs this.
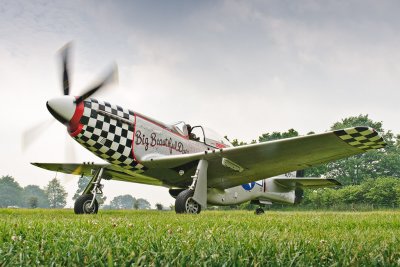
[1,209,400,266]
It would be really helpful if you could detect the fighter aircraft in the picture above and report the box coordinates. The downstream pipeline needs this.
[31,44,387,214]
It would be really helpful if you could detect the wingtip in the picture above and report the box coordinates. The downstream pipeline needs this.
[334,126,386,151]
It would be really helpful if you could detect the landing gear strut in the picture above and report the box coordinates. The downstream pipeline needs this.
[74,168,104,214]
[175,160,208,214]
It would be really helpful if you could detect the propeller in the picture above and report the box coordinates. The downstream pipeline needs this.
[22,119,54,151]
[22,42,119,179]
[60,42,71,96]
[75,63,118,104]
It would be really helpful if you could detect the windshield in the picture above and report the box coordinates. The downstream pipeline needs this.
[203,127,233,147]
[170,121,187,135]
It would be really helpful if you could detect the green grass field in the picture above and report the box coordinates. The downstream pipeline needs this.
[1,209,400,266]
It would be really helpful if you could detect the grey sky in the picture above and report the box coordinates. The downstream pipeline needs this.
[1,0,399,207]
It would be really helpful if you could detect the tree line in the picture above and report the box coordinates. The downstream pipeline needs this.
[0,175,153,210]
[0,176,66,208]
[301,177,400,209]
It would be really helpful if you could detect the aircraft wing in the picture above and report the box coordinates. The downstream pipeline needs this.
[141,127,386,189]
[31,162,164,186]
[274,178,341,189]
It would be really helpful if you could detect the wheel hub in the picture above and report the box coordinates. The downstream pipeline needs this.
[83,200,95,214]
[185,197,200,213]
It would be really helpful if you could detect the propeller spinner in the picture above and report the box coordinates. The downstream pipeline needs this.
[46,96,76,124]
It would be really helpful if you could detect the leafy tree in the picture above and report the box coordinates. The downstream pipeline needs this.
[108,195,150,210]
[258,129,299,143]
[232,139,247,146]
[300,177,400,209]
[155,203,163,210]
[101,204,112,210]
[110,194,135,209]
[23,185,49,208]
[72,176,91,201]
[224,136,246,147]
[28,197,38,208]
[306,114,399,185]
[0,175,23,207]
[133,200,139,210]
[136,198,151,210]
[363,177,400,206]
[303,188,340,208]
[339,185,364,204]
[45,178,68,208]
[373,145,400,178]
[331,114,383,132]
[224,136,255,147]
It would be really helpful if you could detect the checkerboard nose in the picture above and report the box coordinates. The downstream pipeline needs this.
[46,96,76,124]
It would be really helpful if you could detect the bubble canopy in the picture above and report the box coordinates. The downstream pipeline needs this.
[170,121,232,147]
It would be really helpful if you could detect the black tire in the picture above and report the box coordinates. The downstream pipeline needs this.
[74,194,98,214]
[255,207,264,215]
[175,189,201,214]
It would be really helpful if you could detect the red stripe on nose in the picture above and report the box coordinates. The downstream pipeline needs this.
[68,101,84,137]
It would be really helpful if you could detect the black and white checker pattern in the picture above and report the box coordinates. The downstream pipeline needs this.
[334,127,386,151]
[73,98,144,171]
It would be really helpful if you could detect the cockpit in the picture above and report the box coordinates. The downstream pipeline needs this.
[170,121,233,148]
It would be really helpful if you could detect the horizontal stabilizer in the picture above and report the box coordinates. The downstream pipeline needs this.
[274,178,341,189]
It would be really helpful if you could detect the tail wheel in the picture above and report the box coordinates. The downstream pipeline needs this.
[175,189,201,214]
[74,194,98,214]
[255,207,264,215]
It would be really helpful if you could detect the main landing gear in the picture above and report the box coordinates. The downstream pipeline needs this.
[74,168,104,214]
[175,160,208,214]
[75,194,98,214]
[175,189,201,214]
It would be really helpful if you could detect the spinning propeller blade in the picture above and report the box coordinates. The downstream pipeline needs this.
[64,136,78,183]
[22,119,54,151]
[59,42,118,103]
[60,42,72,96]
[75,63,118,104]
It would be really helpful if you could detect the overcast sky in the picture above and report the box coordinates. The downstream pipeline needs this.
[1,0,400,208]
